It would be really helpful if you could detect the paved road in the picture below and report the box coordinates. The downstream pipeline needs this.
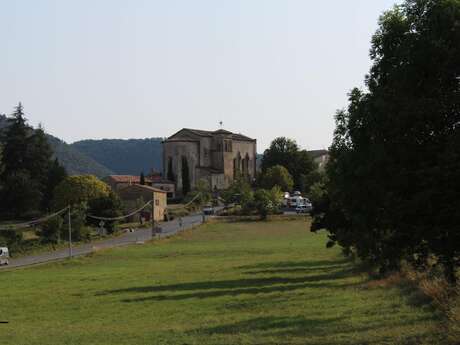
[0,213,204,270]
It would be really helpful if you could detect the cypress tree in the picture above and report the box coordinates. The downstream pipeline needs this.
[0,104,57,216]
[1,103,29,175]
[26,124,53,190]
[167,157,175,182]
[43,158,67,210]
[181,156,190,196]
[140,172,145,185]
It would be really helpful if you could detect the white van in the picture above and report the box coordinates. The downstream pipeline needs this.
[0,247,9,265]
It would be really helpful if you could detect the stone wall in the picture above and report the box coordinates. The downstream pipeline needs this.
[163,129,256,193]
[163,141,199,191]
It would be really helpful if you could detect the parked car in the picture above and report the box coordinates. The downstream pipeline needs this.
[296,204,312,214]
[0,247,9,265]
[203,205,215,215]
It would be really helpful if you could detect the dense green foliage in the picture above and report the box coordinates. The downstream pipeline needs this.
[313,0,460,282]
[52,175,111,210]
[0,104,67,218]
[72,138,164,175]
[0,220,444,344]
[40,216,64,244]
[184,178,212,207]
[253,187,283,219]
[222,176,254,210]
[261,137,317,192]
[87,191,123,234]
[0,114,114,177]
[47,135,114,177]
[260,165,294,192]
[223,177,283,218]
[43,158,68,210]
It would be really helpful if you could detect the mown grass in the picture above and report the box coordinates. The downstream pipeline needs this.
[0,220,444,345]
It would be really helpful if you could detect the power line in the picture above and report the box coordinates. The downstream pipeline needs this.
[87,200,153,221]
[0,207,69,231]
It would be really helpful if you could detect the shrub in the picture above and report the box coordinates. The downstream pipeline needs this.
[254,189,272,220]
[53,175,111,210]
[260,165,294,191]
[88,191,122,234]
[40,216,64,244]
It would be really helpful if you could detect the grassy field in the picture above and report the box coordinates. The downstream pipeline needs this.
[0,220,444,345]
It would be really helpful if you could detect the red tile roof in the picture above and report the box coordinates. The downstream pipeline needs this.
[107,175,151,184]
[119,184,167,194]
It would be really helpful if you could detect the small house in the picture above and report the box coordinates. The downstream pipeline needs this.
[117,184,167,222]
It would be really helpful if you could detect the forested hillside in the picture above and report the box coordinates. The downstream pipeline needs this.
[71,138,164,175]
[46,136,114,177]
[0,114,113,177]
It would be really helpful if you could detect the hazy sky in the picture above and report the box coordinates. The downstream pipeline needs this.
[1,0,399,151]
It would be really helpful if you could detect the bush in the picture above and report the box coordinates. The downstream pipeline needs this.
[254,189,272,220]
[260,165,294,192]
[184,179,212,207]
[40,216,64,244]
[88,191,122,234]
[53,175,111,210]
[0,230,23,254]
[61,203,91,242]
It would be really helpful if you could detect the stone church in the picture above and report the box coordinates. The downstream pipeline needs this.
[163,128,257,192]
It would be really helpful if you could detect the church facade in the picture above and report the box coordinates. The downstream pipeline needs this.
[163,128,257,192]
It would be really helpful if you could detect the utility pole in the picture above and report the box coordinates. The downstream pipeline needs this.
[68,205,72,258]
[151,196,155,239]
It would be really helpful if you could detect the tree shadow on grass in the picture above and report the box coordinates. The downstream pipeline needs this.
[238,258,351,271]
[99,266,356,295]
[244,264,351,275]
[97,264,363,303]
[190,314,440,344]
[194,315,344,335]
[119,281,354,303]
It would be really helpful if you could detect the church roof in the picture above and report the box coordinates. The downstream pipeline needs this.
[165,128,256,142]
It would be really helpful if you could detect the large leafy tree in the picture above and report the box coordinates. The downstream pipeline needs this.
[261,137,316,190]
[26,125,53,188]
[0,104,67,217]
[43,158,68,210]
[315,0,460,282]
[87,191,122,234]
[261,165,294,191]
[52,175,111,209]
[1,103,29,174]
[0,104,43,216]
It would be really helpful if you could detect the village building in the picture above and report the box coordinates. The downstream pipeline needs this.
[116,184,167,222]
[104,175,175,198]
[163,128,257,193]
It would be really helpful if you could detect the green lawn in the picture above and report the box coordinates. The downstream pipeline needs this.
[0,220,444,345]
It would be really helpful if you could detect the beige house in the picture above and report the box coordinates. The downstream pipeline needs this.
[163,128,257,192]
[117,184,167,222]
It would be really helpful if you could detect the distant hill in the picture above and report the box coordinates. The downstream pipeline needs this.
[0,114,114,177]
[71,138,164,175]
[46,136,114,177]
